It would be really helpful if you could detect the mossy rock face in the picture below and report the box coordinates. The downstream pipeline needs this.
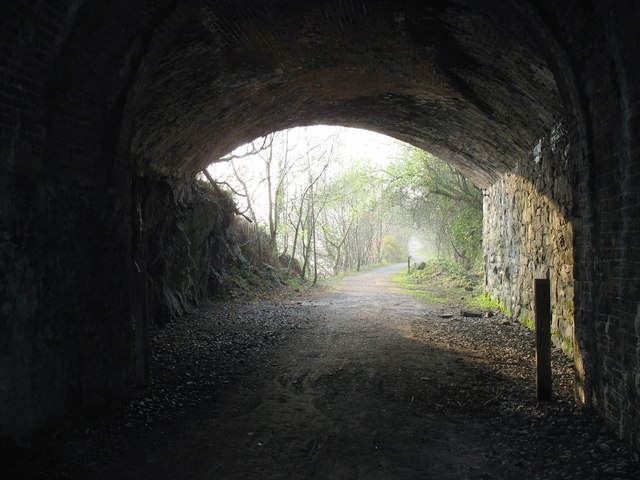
[277,253,303,276]
[143,176,244,323]
[553,331,574,357]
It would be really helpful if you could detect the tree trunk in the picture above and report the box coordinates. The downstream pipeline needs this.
[311,201,319,286]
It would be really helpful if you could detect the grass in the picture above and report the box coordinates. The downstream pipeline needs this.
[468,292,513,316]
[220,263,321,301]
[391,270,450,303]
[391,259,486,309]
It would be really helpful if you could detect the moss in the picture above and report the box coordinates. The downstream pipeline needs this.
[499,301,513,318]
[412,291,449,303]
[471,292,499,309]
[391,264,479,307]
[520,313,535,330]
[562,301,575,317]
[553,331,574,357]
[471,292,512,317]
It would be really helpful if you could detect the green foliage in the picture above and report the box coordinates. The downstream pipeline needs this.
[385,146,483,268]
[208,127,483,285]
[407,258,479,286]
[316,162,412,276]
[391,271,450,303]
[392,259,483,307]
[470,293,500,310]
[381,234,405,263]
[470,292,512,317]
[521,314,535,330]
[552,331,574,356]
[451,206,483,265]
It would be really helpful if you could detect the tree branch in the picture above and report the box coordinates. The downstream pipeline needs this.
[201,169,253,223]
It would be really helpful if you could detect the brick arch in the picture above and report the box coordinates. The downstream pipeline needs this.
[117,3,579,419]
[121,0,564,188]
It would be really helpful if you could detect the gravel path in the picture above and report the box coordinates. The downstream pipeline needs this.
[6,264,639,479]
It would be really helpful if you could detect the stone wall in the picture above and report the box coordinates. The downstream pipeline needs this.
[484,122,575,355]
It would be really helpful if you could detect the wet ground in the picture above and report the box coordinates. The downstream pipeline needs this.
[6,264,640,479]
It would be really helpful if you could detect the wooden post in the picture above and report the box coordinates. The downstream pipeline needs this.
[407,255,412,273]
[535,279,552,401]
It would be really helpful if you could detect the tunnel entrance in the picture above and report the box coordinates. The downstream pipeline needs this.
[2,0,639,455]
[201,126,483,279]
[119,0,575,367]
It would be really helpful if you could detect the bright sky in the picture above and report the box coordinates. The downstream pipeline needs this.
[204,125,406,222]
[327,126,403,166]
[211,125,403,171]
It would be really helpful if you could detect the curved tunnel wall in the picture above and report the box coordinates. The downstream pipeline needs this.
[1,0,639,449]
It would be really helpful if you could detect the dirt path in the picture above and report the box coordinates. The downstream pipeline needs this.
[10,265,639,479]
[88,264,632,479]
[106,264,502,479]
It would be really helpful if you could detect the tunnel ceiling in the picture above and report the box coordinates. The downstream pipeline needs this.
[130,0,562,187]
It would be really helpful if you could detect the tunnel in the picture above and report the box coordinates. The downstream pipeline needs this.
[1,0,639,452]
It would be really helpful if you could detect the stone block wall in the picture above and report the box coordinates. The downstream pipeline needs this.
[483,122,575,355]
